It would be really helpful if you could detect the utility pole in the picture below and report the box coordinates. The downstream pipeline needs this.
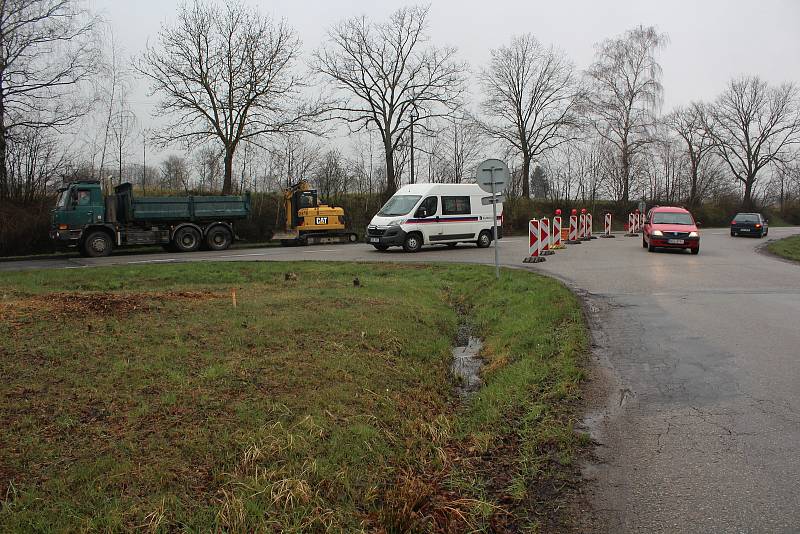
[410,108,418,185]
[142,131,147,194]
[453,117,458,183]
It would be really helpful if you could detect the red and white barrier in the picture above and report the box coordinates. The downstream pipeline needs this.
[540,217,554,255]
[626,213,637,236]
[568,215,579,242]
[601,213,616,238]
[541,217,550,251]
[587,213,594,238]
[552,215,563,247]
[530,219,540,257]
[578,213,587,240]
[523,219,546,263]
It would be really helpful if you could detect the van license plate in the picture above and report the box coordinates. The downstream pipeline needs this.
[369,237,380,243]
[668,239,684,244]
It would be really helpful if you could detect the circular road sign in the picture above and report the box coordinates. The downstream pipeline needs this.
[476,159,510,194]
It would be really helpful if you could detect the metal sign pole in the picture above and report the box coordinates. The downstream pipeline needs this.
[490,169,499,280]
[476,158,508,281]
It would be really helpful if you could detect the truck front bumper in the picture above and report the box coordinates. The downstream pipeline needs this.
[49,228,82,248]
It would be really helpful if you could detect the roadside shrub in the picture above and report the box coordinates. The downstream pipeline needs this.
[0,199,56,256]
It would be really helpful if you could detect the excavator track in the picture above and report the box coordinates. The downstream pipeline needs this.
[280,232,359,246]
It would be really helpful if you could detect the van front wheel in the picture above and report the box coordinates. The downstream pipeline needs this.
[476,231,492,248]
[403,233,422,253]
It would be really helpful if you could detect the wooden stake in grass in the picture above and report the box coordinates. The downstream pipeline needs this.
[231,289,237,308]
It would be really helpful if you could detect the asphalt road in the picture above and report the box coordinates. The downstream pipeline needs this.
[3,227,800,532]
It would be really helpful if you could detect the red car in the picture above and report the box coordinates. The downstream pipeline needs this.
[642,206,700,254]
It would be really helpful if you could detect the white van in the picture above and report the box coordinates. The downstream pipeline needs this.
[365,183,503,252]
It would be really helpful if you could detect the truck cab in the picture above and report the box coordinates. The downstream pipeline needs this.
[51,180,113,255]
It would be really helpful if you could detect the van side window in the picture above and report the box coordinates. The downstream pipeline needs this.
[415,196,438,218]
[442,196,470,215]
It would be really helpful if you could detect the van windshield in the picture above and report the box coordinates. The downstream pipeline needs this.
[377,195,422,217]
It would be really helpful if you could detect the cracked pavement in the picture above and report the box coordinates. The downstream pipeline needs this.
[3,226,800,532]
[543,229,800,533]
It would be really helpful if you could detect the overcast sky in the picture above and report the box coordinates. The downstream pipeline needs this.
[87,0,800,163]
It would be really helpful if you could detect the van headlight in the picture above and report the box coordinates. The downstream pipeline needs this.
[388,219,406,226]
[689,231,698,237]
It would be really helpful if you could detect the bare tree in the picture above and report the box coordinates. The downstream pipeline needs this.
[428,112,482,183]
[160,154,191,192]
[703,76,800,208]
[314,149,348,201]
[315,5,466,197]
[138,0,322,194]
[479,34,583,198]
[587,25,668,203]
[4,127,70,203]
[665,104,716,207]
[193,146,223,192]
[110,97,138,187]
[96,28,130,186]
[269,134,321,189]
[0,0,100,201]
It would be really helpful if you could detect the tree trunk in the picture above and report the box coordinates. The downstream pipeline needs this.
[743,176,754,209]
[223,147,234,194]
[689,164,699,208]
[521,153,531,198]
[0,83,6,201]
[621,142,630,203]
[383,138,397,199]
[0,131,7,201]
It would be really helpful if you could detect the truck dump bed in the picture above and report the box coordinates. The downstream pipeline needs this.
[114,183,250,223]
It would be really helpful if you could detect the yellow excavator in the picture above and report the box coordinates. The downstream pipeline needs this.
[271,180,359,245]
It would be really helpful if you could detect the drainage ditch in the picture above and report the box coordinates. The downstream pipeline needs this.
[451,319,484,399]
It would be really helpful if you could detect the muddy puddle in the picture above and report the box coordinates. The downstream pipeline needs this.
[452,322,483,398]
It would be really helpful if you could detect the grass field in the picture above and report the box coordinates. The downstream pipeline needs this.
[0,262,586,532]
[767,234,800,262]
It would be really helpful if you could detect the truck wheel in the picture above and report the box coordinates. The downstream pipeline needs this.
[173,227,201,252]
[206,226,232,251]
[403,233,422,253]
[476,231,492,248]
[82,231,113,257]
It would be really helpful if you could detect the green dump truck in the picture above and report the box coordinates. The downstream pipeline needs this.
[50,180,251,257]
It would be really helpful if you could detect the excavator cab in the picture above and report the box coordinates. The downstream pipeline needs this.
[292,190,318,227]
[272,180,358,245]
